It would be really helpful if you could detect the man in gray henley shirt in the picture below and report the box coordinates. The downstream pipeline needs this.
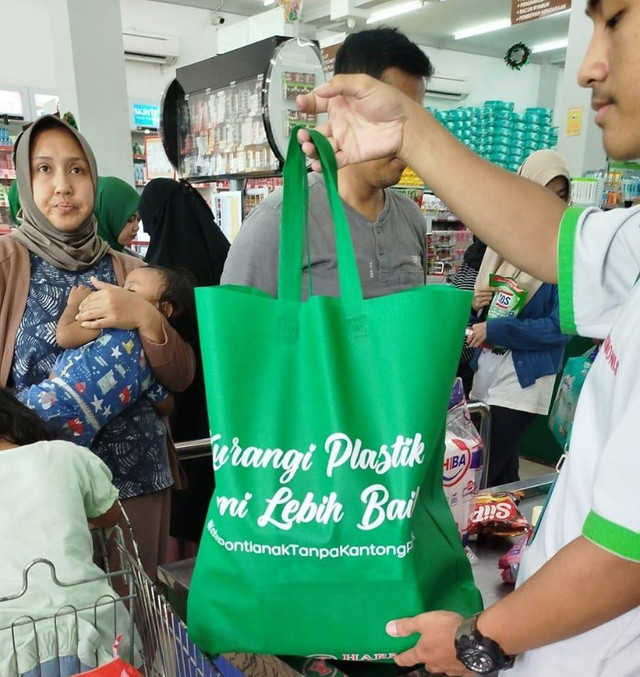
[222,28,433,300]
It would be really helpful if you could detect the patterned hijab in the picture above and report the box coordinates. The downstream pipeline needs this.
[11,115,111,271]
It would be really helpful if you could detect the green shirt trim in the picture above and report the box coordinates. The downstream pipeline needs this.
[557,206,586,335]
[583,510,640,562]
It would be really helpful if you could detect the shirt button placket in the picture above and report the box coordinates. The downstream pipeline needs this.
[374,221,389,281]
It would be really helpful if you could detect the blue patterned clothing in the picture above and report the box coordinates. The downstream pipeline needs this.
[17,329,168,448]
[11,254,173,499]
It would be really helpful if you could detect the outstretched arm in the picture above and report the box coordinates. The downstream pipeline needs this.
[387,536,640,674]
[297,75,566,283]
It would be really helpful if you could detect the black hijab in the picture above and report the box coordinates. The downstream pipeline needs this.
[140,178,229,287]
[462,236,487,272]
[140,178,229,442]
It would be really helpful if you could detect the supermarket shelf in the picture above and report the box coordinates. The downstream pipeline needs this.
[428,214,462,222]
[0,171,15,180]
[192,183,219,189]
[0,146,12,152]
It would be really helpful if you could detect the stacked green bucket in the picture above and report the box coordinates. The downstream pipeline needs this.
[428,101,558,173]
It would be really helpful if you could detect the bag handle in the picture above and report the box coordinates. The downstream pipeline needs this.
[278,126,363,304]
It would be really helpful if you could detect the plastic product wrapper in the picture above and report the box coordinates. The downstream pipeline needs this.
[498,533,530,584]
[74,636,143,676]
[548,346,599,450]
[443,378,484,542]
[486,274,528,321]
[468,492,531,538]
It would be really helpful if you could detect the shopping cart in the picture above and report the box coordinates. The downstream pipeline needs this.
[0,508,229,677]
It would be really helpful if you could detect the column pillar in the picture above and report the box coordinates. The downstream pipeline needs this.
[49,0,133,182]
[537,63,559,110]
[556,0,606,176]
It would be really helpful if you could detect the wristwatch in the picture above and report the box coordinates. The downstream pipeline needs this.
[454,613,515,674]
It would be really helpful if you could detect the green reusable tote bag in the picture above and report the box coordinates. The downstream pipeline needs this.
[188,128,482,661]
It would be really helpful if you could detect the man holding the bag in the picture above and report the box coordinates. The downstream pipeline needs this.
[222,28,431,298]
[297,0,640,675]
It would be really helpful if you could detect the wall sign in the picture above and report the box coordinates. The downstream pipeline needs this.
[133,102,160,129]
[511,0,571,25]
[566,106,583,137]
[145,135,175,180]
[321,43,342,77]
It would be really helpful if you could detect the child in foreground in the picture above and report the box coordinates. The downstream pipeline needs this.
[0,388,133,676]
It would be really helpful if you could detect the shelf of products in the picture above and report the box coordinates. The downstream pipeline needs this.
[0,183,13,228]
[422,192,472,280]
[583,161,640,208]
[0,129,15,181]
[244,176,282,215]
[428,101,558,173]
[179,76,280,179]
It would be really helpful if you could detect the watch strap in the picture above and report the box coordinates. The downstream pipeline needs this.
[455,613,516,673]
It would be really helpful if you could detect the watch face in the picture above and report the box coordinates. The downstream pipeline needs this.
[460,648,495,674]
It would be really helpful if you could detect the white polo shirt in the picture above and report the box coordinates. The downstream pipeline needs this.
[510,206,640,677]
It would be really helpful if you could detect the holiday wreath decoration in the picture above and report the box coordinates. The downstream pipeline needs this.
[505,42,531,71]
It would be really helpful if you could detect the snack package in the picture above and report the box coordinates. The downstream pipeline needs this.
[498,533,530,584]
[548,346,599,450]
[468,492,531,538]
[486,274,528,321]
[443,378,484,542]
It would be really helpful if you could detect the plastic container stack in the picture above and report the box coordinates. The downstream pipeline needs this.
[428,102,558,173]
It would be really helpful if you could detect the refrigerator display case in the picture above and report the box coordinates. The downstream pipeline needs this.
[161,36,326,182]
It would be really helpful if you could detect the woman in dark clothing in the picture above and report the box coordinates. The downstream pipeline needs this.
[139,178,230,557]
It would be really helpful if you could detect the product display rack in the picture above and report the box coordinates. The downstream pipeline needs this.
[423,193,472,282]
[393,167,472,282]
[0,138,15,229]
[583,160,640,208]
[158,36,326,238]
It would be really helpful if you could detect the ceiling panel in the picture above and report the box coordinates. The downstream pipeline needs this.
[146,0,569,60]
[148,0,270,16]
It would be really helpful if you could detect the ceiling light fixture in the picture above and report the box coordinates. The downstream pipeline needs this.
[532,38,569,53]
[454,18,511,40]
[366,0,423,25]
[263,0,276,5]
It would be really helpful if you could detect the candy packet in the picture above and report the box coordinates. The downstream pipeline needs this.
[468,492,531,538]
[498,533,530,584]
[486,275,528,321]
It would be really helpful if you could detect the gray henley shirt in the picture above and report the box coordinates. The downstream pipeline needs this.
[221,173,427,299]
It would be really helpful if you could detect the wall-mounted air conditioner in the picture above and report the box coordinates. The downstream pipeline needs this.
[426,74,471,101]
[123,31,180,66]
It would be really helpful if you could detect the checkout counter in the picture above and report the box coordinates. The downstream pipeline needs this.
[158,447,556,677]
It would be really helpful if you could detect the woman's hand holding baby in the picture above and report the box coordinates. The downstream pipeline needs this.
[77,277,166,344]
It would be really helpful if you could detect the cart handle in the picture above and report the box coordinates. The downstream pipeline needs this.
[466,401,492,491]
